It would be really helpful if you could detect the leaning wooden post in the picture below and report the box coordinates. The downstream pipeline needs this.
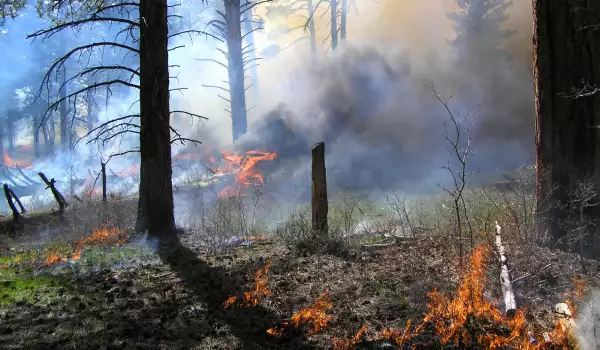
[38,172,69,213]
[311,142,328,238]
[8,187,26,214]
[101,162,107,205]
[3,184,21,222]
[495,221,517,316]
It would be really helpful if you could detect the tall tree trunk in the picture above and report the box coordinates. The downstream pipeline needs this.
[330,0,338,51]
[340,0,347,41]
[6,110,16,154]
[136,0,176,242]
[242,8,259,104]
[306,0,317,54]
[533,0,600,257]
[225,0,248,143]
[59,65,69,151]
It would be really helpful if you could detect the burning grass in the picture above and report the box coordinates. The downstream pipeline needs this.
[224,262,272,308]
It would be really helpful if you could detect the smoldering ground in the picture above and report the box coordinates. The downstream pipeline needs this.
[173,0,536,197]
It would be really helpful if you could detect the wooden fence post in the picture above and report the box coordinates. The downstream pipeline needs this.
[311,142,328,238]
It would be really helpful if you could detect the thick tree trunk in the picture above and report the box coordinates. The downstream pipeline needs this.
[242,8,259,104]
[533,0,600,257]
[59,65,69,151]
[330,0,338,51]
[306,0,317,54]
[225,0,248,143]
[136,0,176,242]
[340,0,347,41]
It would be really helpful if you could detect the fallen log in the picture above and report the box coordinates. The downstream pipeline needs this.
[495,221,517,316]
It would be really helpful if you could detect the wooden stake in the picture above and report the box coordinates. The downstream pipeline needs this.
[8,187,26,214]
[101,161,107,204]
[38,172,69,213]
[495,221,517,316]
[311,142,328,238]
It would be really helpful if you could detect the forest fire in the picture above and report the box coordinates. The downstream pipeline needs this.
[2,148,33,168]
[207,150,277,197]
[267,291,334,337]
[45,226,127,265]
[329,245,585,349]
[224,262,272,308]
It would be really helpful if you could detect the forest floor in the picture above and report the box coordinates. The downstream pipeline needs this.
[0,218,597,350]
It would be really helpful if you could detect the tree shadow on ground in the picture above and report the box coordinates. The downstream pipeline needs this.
[158,241,317,349]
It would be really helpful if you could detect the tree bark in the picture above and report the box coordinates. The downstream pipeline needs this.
[225,0,248,143]
[311,142,328,237]
[330,0,338,51]
[136,0,177,242]
[533,0,600,257]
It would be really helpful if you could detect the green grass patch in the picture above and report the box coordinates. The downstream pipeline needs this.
[0,274,74,306]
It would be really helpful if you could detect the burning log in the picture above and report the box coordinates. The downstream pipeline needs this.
[3,184,22,222]
[311,142,328,238]
[495,221,517,316]
[38,172,69,213]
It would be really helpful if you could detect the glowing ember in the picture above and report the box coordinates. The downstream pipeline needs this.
[267,291,333,336]
[224,262,272,308]
[208,150,277,197]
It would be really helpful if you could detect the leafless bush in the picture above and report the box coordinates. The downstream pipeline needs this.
[432,84,475,265]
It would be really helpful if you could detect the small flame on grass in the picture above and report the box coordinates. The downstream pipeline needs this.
[332,323,368,350]
[223,262,272,308]
[267,291,333,336]
[44,226,127,266]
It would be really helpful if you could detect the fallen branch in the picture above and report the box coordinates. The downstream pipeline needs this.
[495,221,517,316]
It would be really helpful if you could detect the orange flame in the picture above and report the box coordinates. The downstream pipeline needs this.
[267,291,333,336]
[2,148,33,168]
[45,226,127,266]
[209,150,276,197]
[332,324,368,350]
[224,262,272,308]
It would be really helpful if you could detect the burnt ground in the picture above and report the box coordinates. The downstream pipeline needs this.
[0,224,598,350]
